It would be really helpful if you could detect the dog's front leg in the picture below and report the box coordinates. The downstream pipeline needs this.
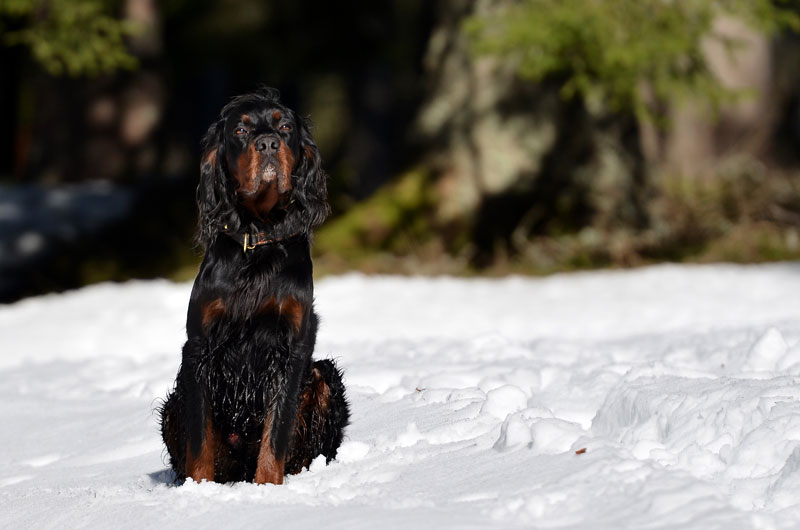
[181,344,216,483]
[255,411,285,485]
[254,345,310,484]
[185,410,216,483]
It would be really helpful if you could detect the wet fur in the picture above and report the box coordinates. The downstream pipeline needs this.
[159,88,349,483]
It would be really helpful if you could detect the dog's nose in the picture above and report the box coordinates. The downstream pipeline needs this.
[255,135,281,154]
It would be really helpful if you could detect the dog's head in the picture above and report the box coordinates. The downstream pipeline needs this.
[196,88,329,247]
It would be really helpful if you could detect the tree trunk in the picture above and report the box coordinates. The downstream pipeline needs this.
[416,0,650,268]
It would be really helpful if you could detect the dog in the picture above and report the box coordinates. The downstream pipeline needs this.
[159,88,349,484]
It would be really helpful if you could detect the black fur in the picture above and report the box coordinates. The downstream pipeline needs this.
[159,88,349,484]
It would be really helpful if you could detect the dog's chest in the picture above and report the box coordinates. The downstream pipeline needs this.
[196,274,307,436]
[195,248,310,338]
[200,287,306,338]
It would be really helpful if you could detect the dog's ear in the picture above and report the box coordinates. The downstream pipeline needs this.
[295,117,331,230]
[196,119,240,247]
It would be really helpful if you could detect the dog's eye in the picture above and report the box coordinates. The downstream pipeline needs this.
[234,127,247,135]
[279,123,292,132]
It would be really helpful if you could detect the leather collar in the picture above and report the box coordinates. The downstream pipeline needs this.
[224,229,300,252]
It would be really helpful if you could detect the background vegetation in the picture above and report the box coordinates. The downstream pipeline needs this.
[2,0,800,301]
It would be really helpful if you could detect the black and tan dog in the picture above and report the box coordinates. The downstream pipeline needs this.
[160,88,349,484]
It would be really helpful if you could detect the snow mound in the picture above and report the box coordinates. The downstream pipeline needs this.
[746,327,791,372]
[2,262,800,528]
[593,373,800,502]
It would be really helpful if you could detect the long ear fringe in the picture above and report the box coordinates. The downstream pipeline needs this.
[295,116,331,231]
[195,119,240,248]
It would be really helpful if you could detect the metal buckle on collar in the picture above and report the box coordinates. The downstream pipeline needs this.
[242,233,257,252]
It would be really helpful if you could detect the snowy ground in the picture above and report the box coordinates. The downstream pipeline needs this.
[2,263,800,529]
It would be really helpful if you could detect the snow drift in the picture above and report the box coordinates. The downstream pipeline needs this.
[1,262,800,529]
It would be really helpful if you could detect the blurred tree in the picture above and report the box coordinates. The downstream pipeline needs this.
[408,0,800,270]
[0,0,142,184]
[464,0,799,122]
[414,0,649,268]
[0,0,138,76]
[0,0,440,298]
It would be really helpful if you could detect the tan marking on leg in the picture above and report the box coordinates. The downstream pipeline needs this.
[185,415,216,483]
[288,366,332,473]
[255,413,284,485]
[314,367,331,416]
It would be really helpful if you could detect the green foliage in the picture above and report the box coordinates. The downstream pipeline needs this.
[0,0,137,76]
[465,0,800,119]
[314,168,442,272]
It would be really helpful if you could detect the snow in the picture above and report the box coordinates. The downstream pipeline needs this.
[1,262,800,528]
